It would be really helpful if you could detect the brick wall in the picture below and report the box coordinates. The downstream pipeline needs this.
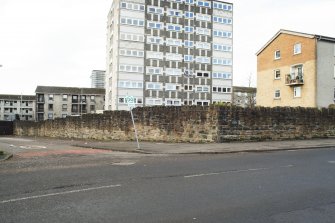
[14,106,335,143]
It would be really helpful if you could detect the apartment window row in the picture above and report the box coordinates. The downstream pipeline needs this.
[120,2,145,11]
[196,27,211,36]
[146,98,163,106]
[196,85,210,92]
[119,49,144,57]
[213,30,233,38]
[213,72,232,79]
[118,97,143,104]
[212,86,232,93]
[120,33,144,42]
[120,17,144,27]
[196,13,211,22]
[213,44,232,52]
[195,56,210,64]
[213,16,233,25]
[213,58,233,66]
[147,37,210,49]
[148,8,212,18]
[166,99,182,106]
[118,81,143,89]
[213,2,233,11]
[119,64,144,73]
[197,0,211,8]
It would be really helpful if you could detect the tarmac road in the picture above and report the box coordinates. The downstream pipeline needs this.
[0,137,335,222]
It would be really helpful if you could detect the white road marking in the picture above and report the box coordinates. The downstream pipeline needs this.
[0,184,121,204]
[184,165,294,178]
[112,162,135,166]
[328,161,335,164]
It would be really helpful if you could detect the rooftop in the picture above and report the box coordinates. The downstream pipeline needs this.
[35,86,105,95]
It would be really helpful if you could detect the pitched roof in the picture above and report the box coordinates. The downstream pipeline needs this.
[256,29,335,56]
[0,94,36,101]
[35,86,105,95]
[233,86,257,93]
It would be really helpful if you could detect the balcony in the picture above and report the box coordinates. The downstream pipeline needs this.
[285,73,304,86]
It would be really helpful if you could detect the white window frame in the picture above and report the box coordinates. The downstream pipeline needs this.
[165,68,182,76]
[212,72,232,79]
[147,6,164,14]
[294,43,302,55]
[294,87,301,98]
[195,85,210,92]
[274,69,281,80]
[275,50,281,60]
[146,67,163,75]
[146,82,162,90]
[165,99,181,106]
[213,30,232,38]
[212,86,232,93]
[146,98,163,106]
[147,36,163,45]
[165,84,178,91]
[120,33,144,42]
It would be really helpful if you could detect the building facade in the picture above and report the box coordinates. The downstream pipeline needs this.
[106,0,233,110]
[91,70,106,89]
[257,29,335,108]
[35,86,105,121]
[232,86,256,108]
[0,95,36,121]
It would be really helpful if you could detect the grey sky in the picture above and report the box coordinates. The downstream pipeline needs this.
[1,0,335,94]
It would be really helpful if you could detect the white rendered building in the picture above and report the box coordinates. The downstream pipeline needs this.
[106,0,233,110]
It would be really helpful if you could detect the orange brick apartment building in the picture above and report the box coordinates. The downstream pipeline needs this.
[256,29,335,108]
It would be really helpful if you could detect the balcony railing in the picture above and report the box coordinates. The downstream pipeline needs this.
[285,73,304,86]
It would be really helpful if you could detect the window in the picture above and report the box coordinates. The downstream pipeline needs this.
[213,44,232,52]
[184,85,193,91]
[213,58,232,65]
[196,28,211,36]
[196,56,210,64]
[120,17,144,27]
[119,64,144,73]
[48,104,53,111]
[118,81,143,89]
[120,2,145,11]
[184,41,194,48]
[274,90,281,99]
[274,70,281,79]
[166,68,182,76]
[212,86,231,93]
[196,71,210,78]
[166,53,183,61]
[62,94,68,101]
[185,0,194,4]
[165,84,178,91]
[185,11,194,19]
[184,55,193,62]
[294,43,301,55]
[196,14,211,22]
[184,26,194,33]
[146,98,163,106]
[48,94,54,101]
[197,1,211,7]
[196,42,211,50]
[147,36,163,45]
[147,6,164,14]
[294,87,301,98]
[212,72,232,79]
[147,21,163,29]
[213,30,232,38]
[165,99,181,106]
[120,33,144,42]
[146,51,164,60]
[167,24,182,32]
[62,104,67,111]
[146,82,162,90]
[119,49,144,57]
[275,50,281,60]
[147,67,163,75]
[195,100,210,106]
[62,114,67,118]
[195,85,210,92]
[213,2,233,11]
[166,38,182,46]
[90,95,95,101]
[213,16,232,24]
[48,113,53,119]
[167,9,183,17]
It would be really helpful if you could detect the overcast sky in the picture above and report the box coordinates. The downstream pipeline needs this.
[1,0,335,95]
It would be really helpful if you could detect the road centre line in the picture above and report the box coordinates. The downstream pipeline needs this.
[0,184,121,204]
[184,165,294,178]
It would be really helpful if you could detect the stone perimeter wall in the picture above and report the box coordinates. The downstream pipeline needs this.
[14,106,335,143]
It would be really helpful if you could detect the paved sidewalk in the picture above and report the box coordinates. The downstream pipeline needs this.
[74,138,335,154]
[1,136,335,159]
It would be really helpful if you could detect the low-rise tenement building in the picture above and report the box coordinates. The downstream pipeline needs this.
[0,94,36,121]
[232,86,256,108]
[256,29,335,108]
[35,86,105,121]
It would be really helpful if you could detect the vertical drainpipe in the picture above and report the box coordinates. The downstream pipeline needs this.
[315,36,320,108]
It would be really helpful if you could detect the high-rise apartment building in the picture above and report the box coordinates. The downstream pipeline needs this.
[91,70,106,89]
[105,0,233,110]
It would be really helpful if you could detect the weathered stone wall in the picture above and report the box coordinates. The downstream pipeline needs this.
[14,106,335,143]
